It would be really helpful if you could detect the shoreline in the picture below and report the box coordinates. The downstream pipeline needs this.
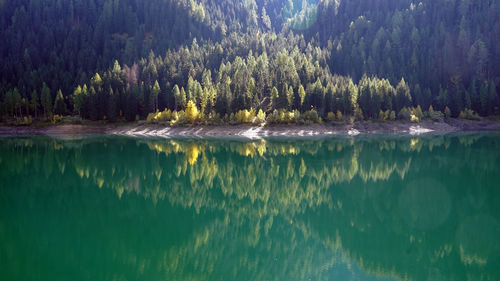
[1,119,500,138]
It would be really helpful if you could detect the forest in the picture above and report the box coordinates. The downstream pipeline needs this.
[0,0,499,124]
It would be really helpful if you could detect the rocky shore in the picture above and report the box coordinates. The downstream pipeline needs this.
[1,119,500,139]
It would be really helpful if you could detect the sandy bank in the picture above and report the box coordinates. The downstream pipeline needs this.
[1,119,500,138]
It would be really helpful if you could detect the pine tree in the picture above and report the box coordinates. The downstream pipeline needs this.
[423,88,432,110]
[30,90,39,119]
[287,86,294,110]
[450,85,464,117]
[81,85,89,119]
[200,87,209,115]
[107,87,119,121]
[186,76,195,103]
[12,88,21,118]
[180,87,187,109]
[413,84,422,107]
[89,86,99,121]
[73,86,83,116]
[480,82,489,115]
[298,84,306,109]
[470,79,480,112]
[489,81,497,114]
[91,73,103,91]
[464,90,471,110]
[4,90,14,118]
[246,78,256,109]
[173,84,181,110]
[395,78,412,112]
[41,83,52,118]
[139,84,148,117]
[54,89,67,115]
[125,85,139,121]
[152,80,161,112]
[270,86,279,111]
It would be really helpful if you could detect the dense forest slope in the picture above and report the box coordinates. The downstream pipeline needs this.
[0,0,498,123]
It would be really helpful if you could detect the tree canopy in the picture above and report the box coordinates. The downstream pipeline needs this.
[0,0,498,122]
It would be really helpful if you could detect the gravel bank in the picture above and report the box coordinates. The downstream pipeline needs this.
[2,120,500,138]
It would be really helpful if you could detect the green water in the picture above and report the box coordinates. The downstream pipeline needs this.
[1,133,500,281]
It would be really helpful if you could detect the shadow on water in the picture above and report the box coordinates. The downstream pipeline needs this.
[1,133,499,281]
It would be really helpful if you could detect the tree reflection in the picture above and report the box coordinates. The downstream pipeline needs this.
[0,134,499,281]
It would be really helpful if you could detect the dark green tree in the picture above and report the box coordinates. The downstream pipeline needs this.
[480,82,489,115]
[30,90,39,119]
[270,86,279,111]
[173,84,181,110]
[41,83,52,118]
[107,87,119,121]
[54,89,67,115]
[152,80,161,112]
[73,86,83,117]
[395,78,411,112]
[298,84,306,110]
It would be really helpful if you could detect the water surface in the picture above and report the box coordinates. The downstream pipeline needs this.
[1,133,499,281]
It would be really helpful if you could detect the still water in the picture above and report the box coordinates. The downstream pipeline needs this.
[1,133,499,281]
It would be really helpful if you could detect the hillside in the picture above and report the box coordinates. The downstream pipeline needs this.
[0,0,499,123]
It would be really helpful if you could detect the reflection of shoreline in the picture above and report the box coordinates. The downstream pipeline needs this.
[0,134,494,205]
[1,134,496,222]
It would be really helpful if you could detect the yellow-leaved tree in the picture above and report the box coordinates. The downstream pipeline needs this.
[185,100,199,123]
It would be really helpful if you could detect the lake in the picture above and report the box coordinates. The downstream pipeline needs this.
[1,133,499,281]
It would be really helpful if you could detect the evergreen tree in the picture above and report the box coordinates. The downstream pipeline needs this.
[173,84,181,110]
[41,83,52,118]
[298,84,306,110]
[30,90,39,119]
[413,84,422,107]
[88,86,99,121]
[464,89,472,110]
[180,87,187,109]
[246,78,257,109]
[107,87,119,121]
[450,85,464,117]
[125,85,139,121]
[151,80,161,112]
[54,89,67,115]
[137,83,147,118]
[423,88,432,111]
[287,86,294,110]
[470,79,480,111]
[73,86,83,116]
[489,81,498,114]
[3,90,14,118]
[270,86,279,111]
[395,78,412,112]
[81,85,90,119]
[12,88,22,118]
[480,82,489,115]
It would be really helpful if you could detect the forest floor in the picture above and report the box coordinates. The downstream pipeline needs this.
[1,119,500,138]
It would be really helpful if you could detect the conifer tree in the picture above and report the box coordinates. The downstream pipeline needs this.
[41,83,52,118]
[30,90,39,119]
[270,87,279,111]
[173,85,181,110]
[152,80,161,112]
[73,86,83,116]
[54,89,67,115]
[287,86,294,110]
[298,84,306,109]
